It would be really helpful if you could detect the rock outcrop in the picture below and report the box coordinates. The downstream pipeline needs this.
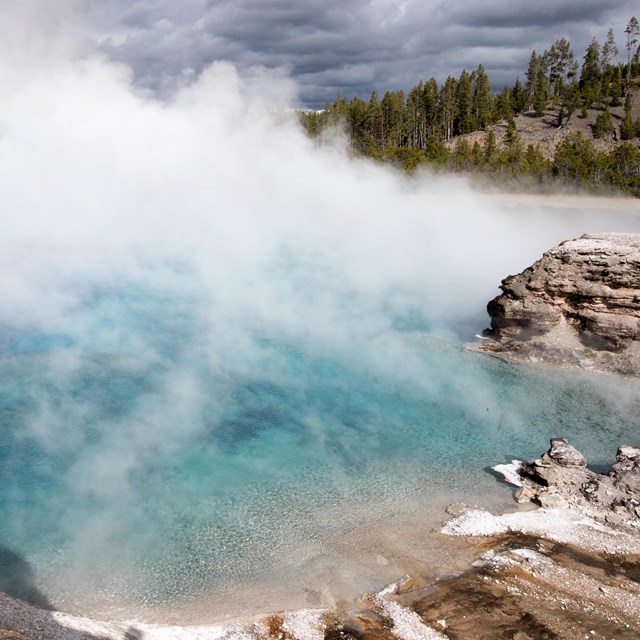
[480,232,640,375]
[511,437,640,522]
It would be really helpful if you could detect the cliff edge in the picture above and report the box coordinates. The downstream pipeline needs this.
[481,232,640,375]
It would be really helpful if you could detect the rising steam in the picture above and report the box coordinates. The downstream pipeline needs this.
[2,0,640,620]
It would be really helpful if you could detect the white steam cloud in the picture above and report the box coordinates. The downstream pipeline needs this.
[3,0,640,617]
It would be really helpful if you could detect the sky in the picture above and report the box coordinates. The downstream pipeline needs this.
[84,0,639,109]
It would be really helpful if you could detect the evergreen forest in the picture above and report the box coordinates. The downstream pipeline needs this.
[299,17,640,196]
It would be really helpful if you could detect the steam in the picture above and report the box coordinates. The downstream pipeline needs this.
[3,1,640,616]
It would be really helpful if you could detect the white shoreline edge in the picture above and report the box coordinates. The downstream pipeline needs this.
[3,504,640,638]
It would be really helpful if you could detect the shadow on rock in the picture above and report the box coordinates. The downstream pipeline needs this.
[0,545,145,640]
[0,546,52,611]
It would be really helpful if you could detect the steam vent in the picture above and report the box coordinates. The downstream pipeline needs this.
[481,233,640,376]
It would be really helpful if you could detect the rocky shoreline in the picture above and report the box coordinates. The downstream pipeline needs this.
[2,439,639,640]
[479,233,640,377]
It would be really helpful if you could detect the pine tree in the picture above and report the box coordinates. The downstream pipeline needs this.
[594,105,615,139]
[620,92,636,140]
[381,91,406,147]
[423,139,450,164]
[606,143,640,194]
[495,86,513,120]
[455,70,475,135]
[524,144,550,182]
[483,128,498,166]
[533,67,548,116]
[546,38,579,127]
[299,111,323,138]
[504,119,524,170]
[472,64,494,127]
[406,83,424,149]
[610,66,624,106]
[366,91,384,149]
[525,50,541,111]
[580,38,601,108]
[625,17,639,91]
[471,141,483,167]
[422,78,440,141]
[510,77,527,114]
[554,132,600,186]
[327,95,349,128]
[438,76,457,141]
[602,28,619,67]
[452,139,473,171]
[348,96,368,151]
[600,28,619,104]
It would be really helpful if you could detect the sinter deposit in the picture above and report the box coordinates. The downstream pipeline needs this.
[3,439,640,639]
[480,232,640,375]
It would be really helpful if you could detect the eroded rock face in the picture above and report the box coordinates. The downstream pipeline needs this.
[481,233,640,375]
[515,438,640,521]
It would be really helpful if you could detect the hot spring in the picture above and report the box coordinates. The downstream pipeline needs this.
[1,21,640,623]
[3,193,640,623]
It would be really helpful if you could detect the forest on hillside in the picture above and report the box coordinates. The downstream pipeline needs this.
[300,17,640,196]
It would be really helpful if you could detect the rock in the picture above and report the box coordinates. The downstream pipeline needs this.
[503,438,640,520]
[546,438,587,467]
[514,485,537,503]
[522,439,592,491]
[605,512,626,526]
[609,446,640,497]
[480,233,640,376]
[536,489,569,509]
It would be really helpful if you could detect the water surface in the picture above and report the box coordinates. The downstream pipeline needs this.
[2,195,640,622]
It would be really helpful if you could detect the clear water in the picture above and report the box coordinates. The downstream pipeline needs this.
[2,258,640,621]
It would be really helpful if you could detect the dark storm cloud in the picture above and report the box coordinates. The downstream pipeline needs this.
[451,0,615,29]
[86,0,639,108]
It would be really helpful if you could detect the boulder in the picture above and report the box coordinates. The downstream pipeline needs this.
[609,445,640,497]
[480,233,640,376]
[545,438,587,467]
[507,438,640,523]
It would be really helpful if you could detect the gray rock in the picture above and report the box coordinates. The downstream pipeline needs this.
[609,445,640,497]
[536,489,569,509]
[616,446,640,461]
[511,438,640,521]
[546,438,587,467]
[480,233,640,376]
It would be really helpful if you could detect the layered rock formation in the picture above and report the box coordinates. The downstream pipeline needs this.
[506,437,640,522]
[481,232,640,375]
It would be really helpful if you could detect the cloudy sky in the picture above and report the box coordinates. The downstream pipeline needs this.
[83,1,638,108]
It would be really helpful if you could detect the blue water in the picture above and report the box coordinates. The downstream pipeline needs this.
[1,259,640,620]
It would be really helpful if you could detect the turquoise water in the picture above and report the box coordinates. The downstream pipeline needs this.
[3,29,640,621]
[1,266,640,620]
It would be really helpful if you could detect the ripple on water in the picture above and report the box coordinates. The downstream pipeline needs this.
[1,294,639,622]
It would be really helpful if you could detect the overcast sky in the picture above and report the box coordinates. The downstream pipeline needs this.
[85,1,638,109]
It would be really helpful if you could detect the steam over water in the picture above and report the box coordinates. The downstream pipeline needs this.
[2,3,640,623]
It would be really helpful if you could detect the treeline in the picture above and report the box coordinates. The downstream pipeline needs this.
[416,128,640,196]
[300,17,640,195]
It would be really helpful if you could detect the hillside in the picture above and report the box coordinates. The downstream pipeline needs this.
[299,21,640,195]
[450,84,640,161]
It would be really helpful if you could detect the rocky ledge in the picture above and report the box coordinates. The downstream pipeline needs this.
[480,232,640,376]
[504,437,640,520]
